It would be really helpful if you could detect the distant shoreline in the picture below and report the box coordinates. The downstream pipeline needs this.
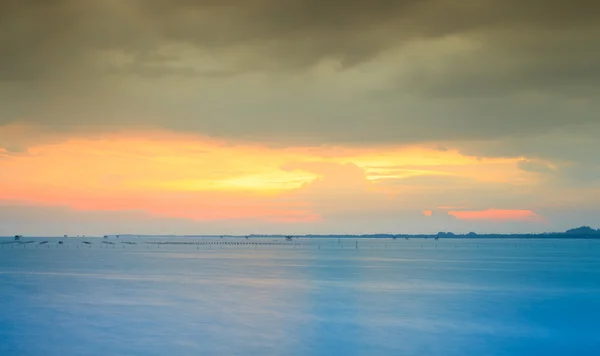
[3,233,600,240]
[3,226,600,239]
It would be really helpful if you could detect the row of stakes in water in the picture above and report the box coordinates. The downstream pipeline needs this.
[1,239,595,250]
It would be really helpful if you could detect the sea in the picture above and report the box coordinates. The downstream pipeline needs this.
[1,237,599,355]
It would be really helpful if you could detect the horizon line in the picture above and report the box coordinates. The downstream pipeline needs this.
[3,226,599,239]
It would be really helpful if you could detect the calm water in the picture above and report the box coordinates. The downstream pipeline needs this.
[1,237,599,355]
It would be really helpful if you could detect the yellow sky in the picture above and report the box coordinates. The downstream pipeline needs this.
[0,124,542,226]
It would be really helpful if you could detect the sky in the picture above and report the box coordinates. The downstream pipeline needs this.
[1,0,599,236]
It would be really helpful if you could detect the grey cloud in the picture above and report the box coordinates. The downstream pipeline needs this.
[0,0,599,153]
[139,0,600,66]
[104,63,240,79]
[458,127,600,164]
[517,159,556,174]
[458,129,600,188]
[392,28,600,100]
[2,0,600,79]
[557,163,600,187]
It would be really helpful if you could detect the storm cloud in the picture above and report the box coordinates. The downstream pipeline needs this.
[3,1,600,75]
[1,0,599,150]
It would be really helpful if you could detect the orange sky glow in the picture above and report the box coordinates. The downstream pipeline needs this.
[1,124,544,228]
[447,209,542,222]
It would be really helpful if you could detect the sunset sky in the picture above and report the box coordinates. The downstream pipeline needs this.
[1,1,599,236]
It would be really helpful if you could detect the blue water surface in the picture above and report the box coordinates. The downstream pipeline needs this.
[1,237,599,355]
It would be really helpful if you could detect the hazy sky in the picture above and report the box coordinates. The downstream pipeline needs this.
[1,1,599,236]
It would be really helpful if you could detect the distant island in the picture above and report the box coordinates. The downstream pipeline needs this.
[98,226,600,239]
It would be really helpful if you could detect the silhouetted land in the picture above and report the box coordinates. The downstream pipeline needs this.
[4,227,599,240]
[46,226,600,240]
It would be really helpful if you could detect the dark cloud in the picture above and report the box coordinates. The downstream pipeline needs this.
[0,0,599,153]
[2,0,599,79]
[137,0,600,71]
[391,28,600,100]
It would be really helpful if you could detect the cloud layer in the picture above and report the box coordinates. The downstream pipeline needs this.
[2,0,598,144]
[1,1,599,233]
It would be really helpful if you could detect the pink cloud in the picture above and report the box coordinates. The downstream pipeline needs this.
[448,209,541,222]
